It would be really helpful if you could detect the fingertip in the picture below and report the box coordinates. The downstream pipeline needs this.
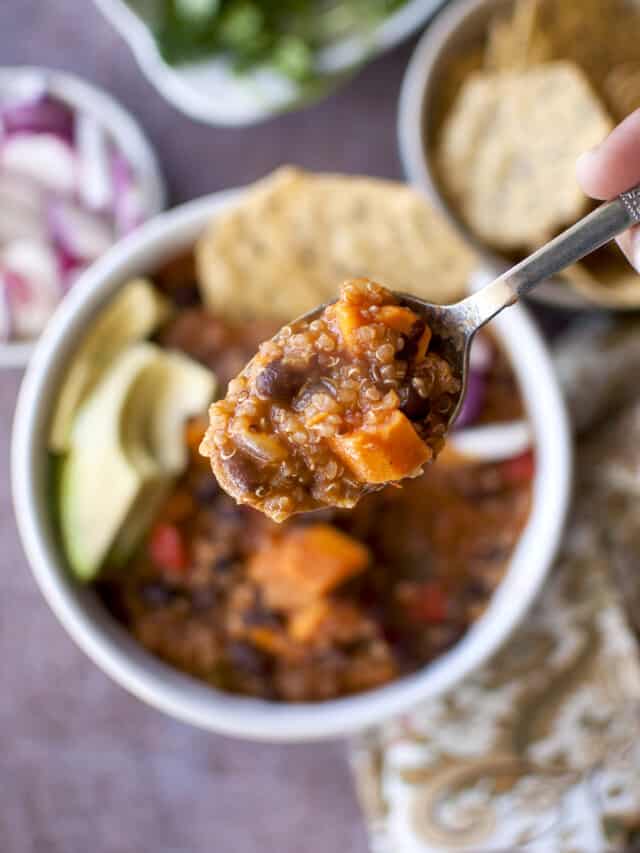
[576,109,640,201]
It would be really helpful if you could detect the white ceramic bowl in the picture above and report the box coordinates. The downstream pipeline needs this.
[397,0,591,309]
[0,66,166,368]
[94,0,448,125]
[11,188,572,741]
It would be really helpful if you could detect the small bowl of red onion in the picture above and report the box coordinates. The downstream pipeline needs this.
[0,66,165,366]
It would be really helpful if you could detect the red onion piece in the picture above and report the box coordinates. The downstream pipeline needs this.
[0,272,13,341]
[0,170,44,214]
[111,151,143,234]
[454,368,486,429]
[60,262,89,293]
[469,334,493,372]
[3,239,61,338]
[2,94,74,141]
[453,335,496,429]
[0,198,46,244]
[0,171,46,243]
[48,199,114,262]
[0,77,154,344]
[2,133,77,195]
[75,113,112,210]
[449,421,532,463]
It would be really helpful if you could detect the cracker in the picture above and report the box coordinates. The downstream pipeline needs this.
[485,0,550,71]
[536,0,640,92]
[196,168,477,321]
[437,62,613,250]
[563,245,640,308]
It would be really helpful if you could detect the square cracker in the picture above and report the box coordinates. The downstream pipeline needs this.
[437,62,613,250]
[196,168,477,321]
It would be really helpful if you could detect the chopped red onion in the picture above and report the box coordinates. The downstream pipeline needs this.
[2,94,74,141]
[0,197,46,244]
[449,420,532,463]
[469,334,493,372]
[48,199,114,263]
[454,335,495,429]
[0,84,153,345]
[2,133,77,195]
[3,240,61,338]
[0,171,44,215]
[0,273,13,341]
[75,113,112,210]
[454,368,486,429]
[111,151,143,234]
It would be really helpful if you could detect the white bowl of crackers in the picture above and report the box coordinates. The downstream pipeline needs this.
[12,168,570,740]
[399,0,640,309]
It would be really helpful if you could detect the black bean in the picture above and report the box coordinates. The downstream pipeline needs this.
[190,586,217,610]
[170,283,201,307]
[401,318,426,360]
[473,544,510,563]
[212,555,235,574]
[255,359,306,402]
[465,578,491,598]
[96,582,129,624]
[243,591,283,628]
[224,451,264,492]
[400,385,431,421]
[140,582,178,607]
[226,641,267,675]
[194,476,221,505]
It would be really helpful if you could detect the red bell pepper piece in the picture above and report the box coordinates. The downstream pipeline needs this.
[149,523,189,575]
[501,450,535,484]
[410,581,447,623]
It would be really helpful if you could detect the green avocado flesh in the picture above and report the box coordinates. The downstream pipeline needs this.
[58,341,216,581]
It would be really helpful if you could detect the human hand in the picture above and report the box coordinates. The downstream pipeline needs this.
[577,108,640,272]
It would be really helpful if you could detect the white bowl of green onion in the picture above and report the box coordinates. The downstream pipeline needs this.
[93,0,448,125]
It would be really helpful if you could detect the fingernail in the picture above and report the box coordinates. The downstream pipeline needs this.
[576,145,600,176]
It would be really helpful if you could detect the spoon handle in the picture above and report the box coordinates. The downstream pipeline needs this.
[467,185,640,328]
[506,185,640,298]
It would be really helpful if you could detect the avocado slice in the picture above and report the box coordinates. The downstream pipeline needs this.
[106,351,216,567]
[59,344,163,581]
[49,278,170,453]
[147,349,217,473]
[59,342,216,581]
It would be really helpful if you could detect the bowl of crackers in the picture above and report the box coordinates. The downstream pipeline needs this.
[399,0,640,308]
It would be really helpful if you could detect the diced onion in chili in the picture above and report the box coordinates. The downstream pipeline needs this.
[449,420,532,463]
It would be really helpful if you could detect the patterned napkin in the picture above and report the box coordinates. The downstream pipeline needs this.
[350,317,640,852]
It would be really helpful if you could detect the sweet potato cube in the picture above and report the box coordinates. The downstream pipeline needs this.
[378,305,431,359]
[288,599,331,643]
[330,410,432,484]
[416,327,432,361]
[248,524,370,610]
[377,305,420,335]
[335,301,365,350]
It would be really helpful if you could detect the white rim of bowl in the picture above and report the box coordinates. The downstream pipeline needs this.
[0,65,166,368]
[12,188,572,741]
[396,0,592,310]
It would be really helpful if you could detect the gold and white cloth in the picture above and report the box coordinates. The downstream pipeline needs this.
[351,317,640,852]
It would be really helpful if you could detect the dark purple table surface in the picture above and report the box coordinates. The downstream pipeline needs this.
[0,2,434,852]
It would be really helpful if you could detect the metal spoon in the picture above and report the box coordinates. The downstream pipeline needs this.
[430,185,640,423]
[302,185,640,427]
